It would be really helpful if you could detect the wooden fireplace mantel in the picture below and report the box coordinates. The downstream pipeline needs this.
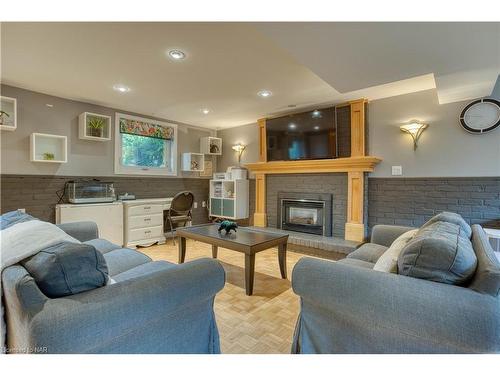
[246,99,382,242]
[245,156,381,174]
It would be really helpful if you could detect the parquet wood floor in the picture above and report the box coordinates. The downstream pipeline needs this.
[138,239,324,354]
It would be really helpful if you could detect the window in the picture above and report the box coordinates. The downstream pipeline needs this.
[114,113,177,176]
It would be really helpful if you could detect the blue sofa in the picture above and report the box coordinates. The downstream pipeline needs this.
[2,221,225,354]
[291,223,500,353]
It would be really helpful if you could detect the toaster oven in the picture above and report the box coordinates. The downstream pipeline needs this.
[65,180,116,204]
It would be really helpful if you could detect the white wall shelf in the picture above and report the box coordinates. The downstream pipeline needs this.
[182,152,205,172]
[0,96,17,131]
[200,136,222,155]
[78,112,111,141]
[30,133,68,163]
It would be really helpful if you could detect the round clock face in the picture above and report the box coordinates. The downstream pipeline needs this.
[459,98,500,133]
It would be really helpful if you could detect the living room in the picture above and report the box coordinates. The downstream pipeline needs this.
[1,2,500,373]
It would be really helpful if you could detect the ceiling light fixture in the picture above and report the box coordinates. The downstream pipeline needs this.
[288,123,297,129]
[313,125,320,130]
[257,90,272,98]
[113,84,131,93]
[201,108,210,115]
[168,49,186,60]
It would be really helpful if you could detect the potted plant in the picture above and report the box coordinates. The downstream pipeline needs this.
[0,110,10,125]
[43,152,55,161]
[87,116,105,138]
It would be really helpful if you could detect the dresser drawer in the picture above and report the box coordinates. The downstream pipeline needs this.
[128,204,164,216]
[128,225,164,242]
[128,213,163,229]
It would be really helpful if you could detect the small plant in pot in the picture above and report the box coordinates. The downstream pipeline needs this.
[0,110,10,125]
[87,116,105,137]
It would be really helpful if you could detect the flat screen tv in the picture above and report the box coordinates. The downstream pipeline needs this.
[266,107,337,161]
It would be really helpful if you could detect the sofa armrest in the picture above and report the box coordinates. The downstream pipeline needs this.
[370,224,415,247]
[28,258,225,353]
[292,257,500,353]
[56,221,99,242]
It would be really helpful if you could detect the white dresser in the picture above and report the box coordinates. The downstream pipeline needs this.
[56,202,124,245]
[122,198,172,247]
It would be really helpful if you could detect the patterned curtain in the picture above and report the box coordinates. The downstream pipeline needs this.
[119,117,174,140]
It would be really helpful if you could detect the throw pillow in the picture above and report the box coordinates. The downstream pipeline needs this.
[398,221,477,285]
[421,211,472,239]
[22,242,109,298]
[373,229,418,273]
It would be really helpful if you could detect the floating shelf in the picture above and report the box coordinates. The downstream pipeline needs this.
[0,96,17,131]
[200,136,222,155]
[182,152,205,172]
[30,133,68,163]
[78,112,111,141]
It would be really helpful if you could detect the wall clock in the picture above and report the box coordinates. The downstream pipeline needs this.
[459,98,500,133]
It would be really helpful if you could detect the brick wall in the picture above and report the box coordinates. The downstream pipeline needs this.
[368,177,500,229]
[265,173,348,237]
[0,175,210,224]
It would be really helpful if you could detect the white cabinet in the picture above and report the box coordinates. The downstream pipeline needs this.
[56,202,123,245]
[209,179,249,220]
[123,198,172,247]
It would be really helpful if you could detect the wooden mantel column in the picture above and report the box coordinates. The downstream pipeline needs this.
[254,119,267,227]
[345,99,368,241]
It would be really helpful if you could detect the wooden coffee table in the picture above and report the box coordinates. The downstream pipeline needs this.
[176,224,289,295]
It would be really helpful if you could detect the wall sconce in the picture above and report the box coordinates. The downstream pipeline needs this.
[232,143,246,164]
[400,120,428,150]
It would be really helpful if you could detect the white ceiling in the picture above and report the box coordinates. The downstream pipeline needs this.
[1,22,498,129]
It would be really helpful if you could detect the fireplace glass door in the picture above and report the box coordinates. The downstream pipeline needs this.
[281,199,325,236]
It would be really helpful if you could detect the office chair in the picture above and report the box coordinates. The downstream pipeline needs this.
[166,191,194,245]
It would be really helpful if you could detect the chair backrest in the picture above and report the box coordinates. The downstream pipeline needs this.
[170,191,194,214]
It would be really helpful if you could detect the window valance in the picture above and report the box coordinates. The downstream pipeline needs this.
[119,118,174,140]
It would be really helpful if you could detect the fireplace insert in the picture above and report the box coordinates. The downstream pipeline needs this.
[278,192,332,236]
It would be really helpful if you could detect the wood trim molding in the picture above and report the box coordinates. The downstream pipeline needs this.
[257,119,266,162]
[245,156,381,175]
[253,173,267,227]
[350,99,367,157]
[345,171,366,241]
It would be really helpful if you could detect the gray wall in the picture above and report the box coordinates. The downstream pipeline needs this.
[216,122,259,173]
[1,174,210,224]
[369,89,500,177]
[369,177,500,229]
[0,85,216,178]
[217,89,500,178]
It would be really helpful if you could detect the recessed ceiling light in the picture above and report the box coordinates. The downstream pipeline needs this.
[313,125,320,130]
[168,49,186,60]
[201,108,210,115]
[257,90,272,98]
[288,123,297,129]
[312,110,322,118]
[113,84,130,93]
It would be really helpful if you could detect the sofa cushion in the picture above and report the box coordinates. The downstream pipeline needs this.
[346,243,388,263]
[112,260,176,282]
[373,229,417,273]
[398,221,477,285]
[338,258,375,269]
[104,248,151,276]
[469,225,500,296]
[84,238,122,254]
[21,242,108,298]
[1,210,37,230]
[422,211,472,239]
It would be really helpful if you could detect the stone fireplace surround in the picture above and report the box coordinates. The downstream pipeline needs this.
[267,173,349,238]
